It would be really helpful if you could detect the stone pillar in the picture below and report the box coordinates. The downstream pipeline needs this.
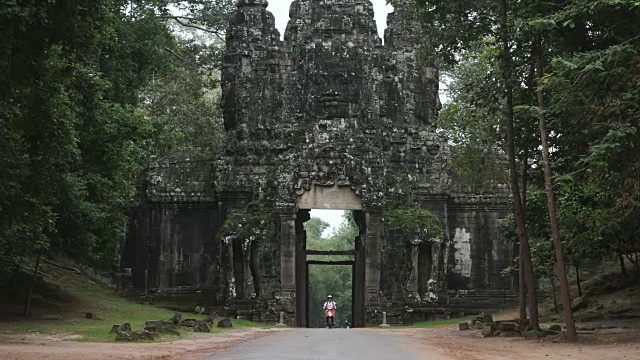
[407,242,420,301]
[277,209,297,322]
[365,211,383,311]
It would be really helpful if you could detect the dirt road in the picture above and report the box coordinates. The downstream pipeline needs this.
[2,325,640,359]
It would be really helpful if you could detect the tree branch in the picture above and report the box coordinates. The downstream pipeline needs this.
[157,15,225,41]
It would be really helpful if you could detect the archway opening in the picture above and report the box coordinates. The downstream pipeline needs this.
[294,185,366,327]
[304,210,357,328]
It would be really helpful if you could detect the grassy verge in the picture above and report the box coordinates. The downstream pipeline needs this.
[0,259,268,342]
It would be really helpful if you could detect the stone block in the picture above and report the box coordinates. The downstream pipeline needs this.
[499,330,520,337]
[548,324,562,332]
[194,321,212,332]
[571,296,588,312]
[217,318,233,328]
[481,324,495,337]
[458,322,469,331]
[496,322,517,332]
[482,313,494,324]
[523,330,546,340]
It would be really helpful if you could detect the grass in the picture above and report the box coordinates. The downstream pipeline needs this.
[403,317,476,329]
[0,258,267,342]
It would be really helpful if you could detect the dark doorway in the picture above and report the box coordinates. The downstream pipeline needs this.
[295,209,366,327]
[306,262,353,328]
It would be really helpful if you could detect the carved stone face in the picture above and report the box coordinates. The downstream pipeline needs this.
[303,44,364,119]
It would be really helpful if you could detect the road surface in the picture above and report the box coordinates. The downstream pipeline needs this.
[207,328,447,360]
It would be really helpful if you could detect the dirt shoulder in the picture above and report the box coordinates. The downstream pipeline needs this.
[394,323,640,360]
[0,328,281,360]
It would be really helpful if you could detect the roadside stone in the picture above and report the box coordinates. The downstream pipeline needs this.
[523,330,547,340]
[496,322,517,332]
[459,322,469,331]
[475,322,484,329]
[482,313,494,324]
[181,320,197,328]
[194,321,212,332]
[145,320,180,335]
[136,330,156,341]
[115,331,132,341]
[144,326,157,333]
[577,324,596,331]
[218,319,233,328]
[499,330,520,337]
[171,313,182,325]
[481,324,495,337]
[571,296,588,312]
[544,329,561,337]
[548,324,562,332]
[117,323,132,333]
[110,325,119,334]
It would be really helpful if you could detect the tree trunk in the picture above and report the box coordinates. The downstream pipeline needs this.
[575,264,582,297]
[618,252,628,277]
[519,149,529,323]
[550,275,558,312]
[498,0,539,330]
[23,254,42,318]
[534,35,577,341]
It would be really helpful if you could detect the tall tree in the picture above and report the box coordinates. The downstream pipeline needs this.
[533,34,576,340]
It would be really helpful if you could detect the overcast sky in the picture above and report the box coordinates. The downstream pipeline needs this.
[267,0,394,39]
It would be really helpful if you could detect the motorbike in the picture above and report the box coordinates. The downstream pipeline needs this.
[325,308,336,328]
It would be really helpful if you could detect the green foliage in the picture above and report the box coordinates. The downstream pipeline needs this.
[304,217,330,240]
[218,203,275,242]
[0,0,230,276]
[383,205,443,238]
[416,0,640,276]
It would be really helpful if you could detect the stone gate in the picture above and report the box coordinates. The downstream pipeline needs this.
[121,0,516,327]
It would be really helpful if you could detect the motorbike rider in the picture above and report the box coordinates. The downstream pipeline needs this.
[323,295,337,327]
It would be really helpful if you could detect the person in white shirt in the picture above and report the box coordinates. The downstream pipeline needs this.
[323,295,337,327]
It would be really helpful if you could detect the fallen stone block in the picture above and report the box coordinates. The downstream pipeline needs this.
[117,323,132,333]
[459,322,469,331]
[181,320,197,328]
[523,330,546,340]
[571,296,588,312]
[136,330,156,341]
[482,313,494,324]
[144,326,157,333]
[499,330,520,337]
[577,324,596,331]
[548,324,562,332]
[115,331,132,341]
[194,321,212,332]
[171,313,182,325]
[481,324,495,337]
[496,322,517,332]
[544,329,561,337]
[218,318,233,328]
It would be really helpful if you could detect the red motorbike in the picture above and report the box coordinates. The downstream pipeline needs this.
[325,307,336,328]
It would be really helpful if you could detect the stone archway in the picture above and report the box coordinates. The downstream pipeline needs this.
[293,185,367,328]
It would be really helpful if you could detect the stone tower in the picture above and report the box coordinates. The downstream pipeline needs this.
[122,0,515,327]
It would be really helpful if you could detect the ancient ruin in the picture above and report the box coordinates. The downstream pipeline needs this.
[122,0,516,327]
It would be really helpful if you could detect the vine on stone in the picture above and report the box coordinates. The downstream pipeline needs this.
[383,205,443,239]
[218,202,275,242]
